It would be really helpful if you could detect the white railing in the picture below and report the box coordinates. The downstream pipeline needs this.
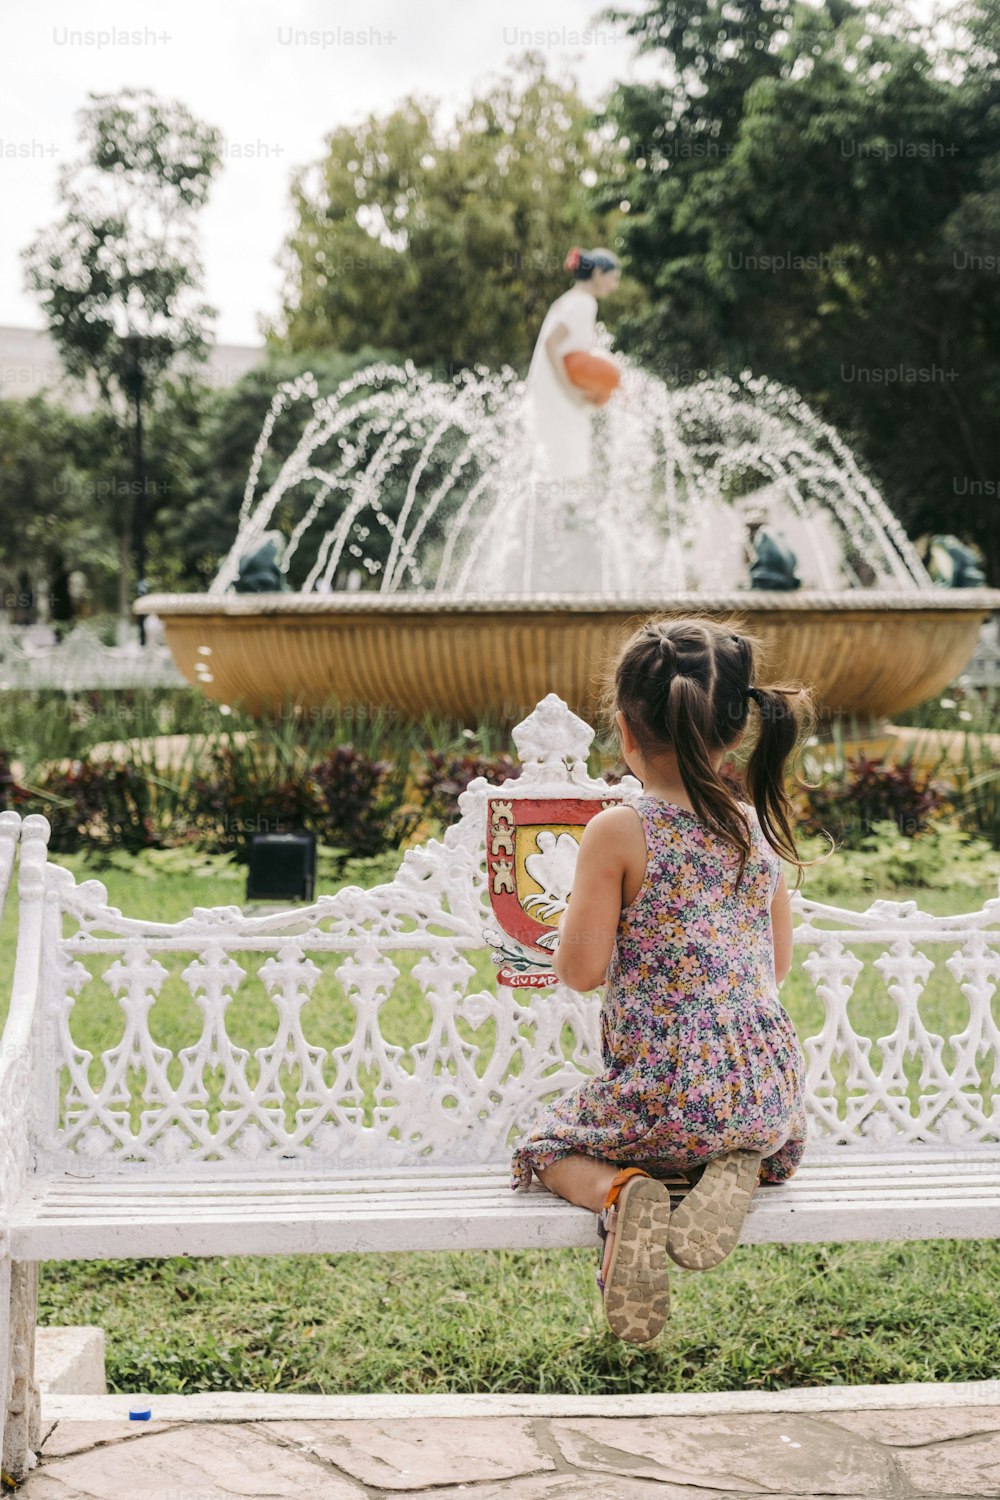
[962,617,1000,691]
[0,622,183,691]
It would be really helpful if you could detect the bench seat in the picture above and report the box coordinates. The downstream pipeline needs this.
[11,1150,1000,1260]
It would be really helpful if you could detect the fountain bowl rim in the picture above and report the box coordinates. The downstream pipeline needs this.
[136,589,1000,617]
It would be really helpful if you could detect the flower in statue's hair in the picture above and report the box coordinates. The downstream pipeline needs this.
[564,246,582,272]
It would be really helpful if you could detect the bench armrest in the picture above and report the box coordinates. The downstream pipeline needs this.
[0,811,20,919]
[0,816,50,1222]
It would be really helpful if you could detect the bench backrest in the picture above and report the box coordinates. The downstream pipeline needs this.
[12,696,1000,1176]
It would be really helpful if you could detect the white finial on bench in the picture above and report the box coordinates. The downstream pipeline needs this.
[510,694,595,786]
[14,816,50,899]
[0,809,22,842]
[19,815,50,847]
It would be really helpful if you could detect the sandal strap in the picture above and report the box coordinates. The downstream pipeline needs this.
[601,1166,651,1214]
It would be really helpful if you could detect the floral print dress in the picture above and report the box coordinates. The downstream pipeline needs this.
[510,795,807,1190]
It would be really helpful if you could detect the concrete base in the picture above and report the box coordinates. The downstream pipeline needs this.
[36,1327,106,1396]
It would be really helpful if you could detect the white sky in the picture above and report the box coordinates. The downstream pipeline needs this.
[1,0,956,345]
[1,0,665,344]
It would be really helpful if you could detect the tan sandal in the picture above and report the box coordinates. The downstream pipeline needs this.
[666,1150,763,1270]
[597,1167,671,1345]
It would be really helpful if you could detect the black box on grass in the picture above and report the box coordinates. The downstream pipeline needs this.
[246,832,317,903]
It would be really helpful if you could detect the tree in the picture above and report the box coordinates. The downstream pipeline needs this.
[0,396,125,623]
[600,0,1000,578]
[269,54,644,370]
[23,88,222,635]
[148,348,399,591]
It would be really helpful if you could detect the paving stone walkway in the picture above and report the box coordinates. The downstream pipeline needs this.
[18,1405,1000,1498]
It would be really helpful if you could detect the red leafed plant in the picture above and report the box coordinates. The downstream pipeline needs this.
[415,750,521,826]
[796,754,953,848]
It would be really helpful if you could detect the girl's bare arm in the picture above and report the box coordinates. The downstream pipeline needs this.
[551,808,632,991]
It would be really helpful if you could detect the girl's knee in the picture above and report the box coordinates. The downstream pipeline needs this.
[761,1136,806,1183]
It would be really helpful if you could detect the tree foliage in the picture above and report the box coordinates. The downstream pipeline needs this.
[22,88,223,622]
[270,55,643,369]
[0,396,127,618]
[23,88,222,406]
[600,0,1000,578]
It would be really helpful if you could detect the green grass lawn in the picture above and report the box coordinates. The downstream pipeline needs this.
[3,849,998,1394]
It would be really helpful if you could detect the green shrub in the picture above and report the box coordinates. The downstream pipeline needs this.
[12,728,422,864]
[797,821,1000,897]
[0,686,218,777]
[955,735,1000,850]
[195,740,420,863]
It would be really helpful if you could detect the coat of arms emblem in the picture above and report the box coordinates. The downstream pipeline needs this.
[484,794,620,987]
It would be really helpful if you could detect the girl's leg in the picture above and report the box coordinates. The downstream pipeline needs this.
[537,1154,638,1298]
[538,1153,671,1343]
[536,1153,620,1213]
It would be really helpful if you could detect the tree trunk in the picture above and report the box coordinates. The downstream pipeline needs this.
[133,362,147,646]
[118,498,132,637]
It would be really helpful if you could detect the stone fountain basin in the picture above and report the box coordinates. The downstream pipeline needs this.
[136,591,1000,722]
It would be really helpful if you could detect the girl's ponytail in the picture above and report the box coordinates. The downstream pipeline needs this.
[664,673,758,891]
[744,682,814,886]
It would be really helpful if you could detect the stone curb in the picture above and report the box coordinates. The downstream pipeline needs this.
[42,1376,1000,1424]
[36,1326,106,1395]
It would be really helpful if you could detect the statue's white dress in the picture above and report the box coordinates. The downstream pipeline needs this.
[526,287,598,481]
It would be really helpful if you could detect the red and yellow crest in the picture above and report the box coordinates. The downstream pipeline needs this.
[485,794,620,987]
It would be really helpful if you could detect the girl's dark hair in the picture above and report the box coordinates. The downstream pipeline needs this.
[600,615,816,892]
[564,246,620,280]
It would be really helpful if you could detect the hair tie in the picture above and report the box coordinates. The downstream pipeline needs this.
[655,635,678,672]
[744,685,763,706]
[564,246,582,272]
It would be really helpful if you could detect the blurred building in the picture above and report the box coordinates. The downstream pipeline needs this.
[0,324,263,410]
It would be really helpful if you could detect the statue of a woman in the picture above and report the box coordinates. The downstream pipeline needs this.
[526,247,621,482]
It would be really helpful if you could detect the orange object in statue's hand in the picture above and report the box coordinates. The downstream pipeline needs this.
[563,351,621,407]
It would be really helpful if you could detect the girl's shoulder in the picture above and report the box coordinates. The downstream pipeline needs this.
[737,799,771,844]
[739,801,784,893]
[738,798,770,825]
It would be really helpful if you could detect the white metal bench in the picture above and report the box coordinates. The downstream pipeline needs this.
[2,696,998,1481]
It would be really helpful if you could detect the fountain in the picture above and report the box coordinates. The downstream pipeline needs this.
[137,358,999,721]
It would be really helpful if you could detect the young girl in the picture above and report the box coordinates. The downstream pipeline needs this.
[526,246,621,482]
[511,617,813,1346]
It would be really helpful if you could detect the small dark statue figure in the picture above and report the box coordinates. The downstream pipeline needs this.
[926,535,987,588]
[234,535,289,594]
[748,527,801,591]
